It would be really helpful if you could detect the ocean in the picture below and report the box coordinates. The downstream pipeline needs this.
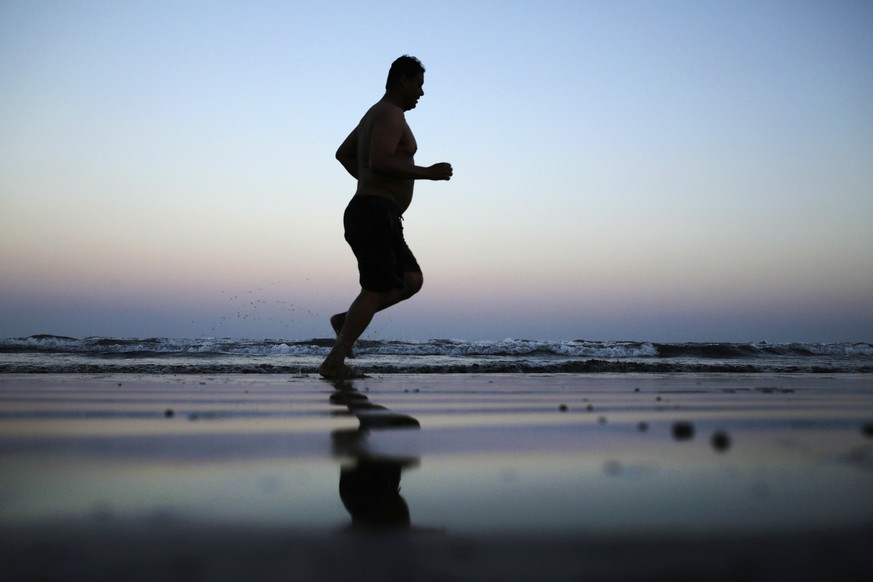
[2,335,872,374]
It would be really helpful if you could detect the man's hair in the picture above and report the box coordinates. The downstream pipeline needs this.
[385,55,425,90]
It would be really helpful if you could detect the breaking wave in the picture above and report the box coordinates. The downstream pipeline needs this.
[1,335,871,374]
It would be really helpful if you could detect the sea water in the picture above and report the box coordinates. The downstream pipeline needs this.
[2,335,871,374]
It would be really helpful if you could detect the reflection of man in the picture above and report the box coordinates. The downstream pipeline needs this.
[340,461,410,529]
[327,378,420,531]
[320,55,453,378]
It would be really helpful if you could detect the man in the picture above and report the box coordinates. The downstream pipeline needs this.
[319,55,453,378]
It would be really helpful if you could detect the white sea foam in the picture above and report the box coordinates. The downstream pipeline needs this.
[1,335,871,374]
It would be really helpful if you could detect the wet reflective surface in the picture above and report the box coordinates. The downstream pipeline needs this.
[2,374,872,536]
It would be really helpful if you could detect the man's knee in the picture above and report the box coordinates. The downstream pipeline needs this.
[403,272,423,296]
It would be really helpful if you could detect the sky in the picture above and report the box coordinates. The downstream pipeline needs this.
[1,0,872,343]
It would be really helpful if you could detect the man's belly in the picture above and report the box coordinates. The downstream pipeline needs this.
[356,177,413,212]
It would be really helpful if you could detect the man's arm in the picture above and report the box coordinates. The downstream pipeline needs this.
[336,128,359,179]
[369,108,452,181]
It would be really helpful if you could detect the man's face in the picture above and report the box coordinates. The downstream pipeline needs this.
[402,72,425,111]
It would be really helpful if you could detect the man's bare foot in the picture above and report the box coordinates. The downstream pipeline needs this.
[318,362,366,379]
[319,342,365,379]
[330,313,355,358]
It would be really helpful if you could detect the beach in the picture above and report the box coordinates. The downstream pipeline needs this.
[2,372,873,580]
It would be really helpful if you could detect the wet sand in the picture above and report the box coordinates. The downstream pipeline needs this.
[2,373,873,580]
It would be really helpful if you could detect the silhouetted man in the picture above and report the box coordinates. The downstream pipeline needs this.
[320,55,453,378]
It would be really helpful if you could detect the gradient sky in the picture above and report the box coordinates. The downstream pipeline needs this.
[2,0,872,343]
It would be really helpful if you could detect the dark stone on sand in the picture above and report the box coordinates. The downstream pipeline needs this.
[559,404,568,412]
[586,404,593,412]
[672,421,695,440]
[711,430,731,452]
[164,408,174,418]
[598,416,607,424]
[637,422,649,432]
[862,423,873,438]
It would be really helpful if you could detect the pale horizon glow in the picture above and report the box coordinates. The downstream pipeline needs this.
[2,0,872,343]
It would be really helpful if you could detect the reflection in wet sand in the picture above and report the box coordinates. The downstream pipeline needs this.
[326,379,421,530]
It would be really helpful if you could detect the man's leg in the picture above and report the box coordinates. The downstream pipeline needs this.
[320,272,422,377]
[330,272,423,337]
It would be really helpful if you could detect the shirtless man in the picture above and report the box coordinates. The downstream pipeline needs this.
[319,55,453,378]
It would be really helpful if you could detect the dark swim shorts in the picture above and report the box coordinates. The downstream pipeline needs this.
[343,196,422,292]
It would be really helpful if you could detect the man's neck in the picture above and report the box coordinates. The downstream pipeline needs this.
[382,91,407,111]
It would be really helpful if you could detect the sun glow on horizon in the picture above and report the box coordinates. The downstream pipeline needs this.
[2,1,872,342]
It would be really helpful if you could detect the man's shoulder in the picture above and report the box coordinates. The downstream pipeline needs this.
[366,100,405,122]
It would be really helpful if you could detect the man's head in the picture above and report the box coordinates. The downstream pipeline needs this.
[385,55,425,90]
[385,55,425,111]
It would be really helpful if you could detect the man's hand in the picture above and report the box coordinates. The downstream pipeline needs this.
[427,162,453,181]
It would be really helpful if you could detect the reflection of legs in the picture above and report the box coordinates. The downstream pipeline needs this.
[320,272,422,377]
[340,462,411,528]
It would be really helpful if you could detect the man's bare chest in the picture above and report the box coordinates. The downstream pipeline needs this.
[397,124,418,158]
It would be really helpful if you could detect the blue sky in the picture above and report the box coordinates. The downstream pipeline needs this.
[1,0,871,342]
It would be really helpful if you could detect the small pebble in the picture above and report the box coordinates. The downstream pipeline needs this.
[586,404,593,412]
[672,421,695,440]
[164,408,174,418]
[711,430,731,452]
[637,422,649,432]
[598,416,607,424]
[559,404,568,412]
[862,423,873,438]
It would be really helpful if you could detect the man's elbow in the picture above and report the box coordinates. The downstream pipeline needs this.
[368,160,385,174]
[369,156,395,175]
